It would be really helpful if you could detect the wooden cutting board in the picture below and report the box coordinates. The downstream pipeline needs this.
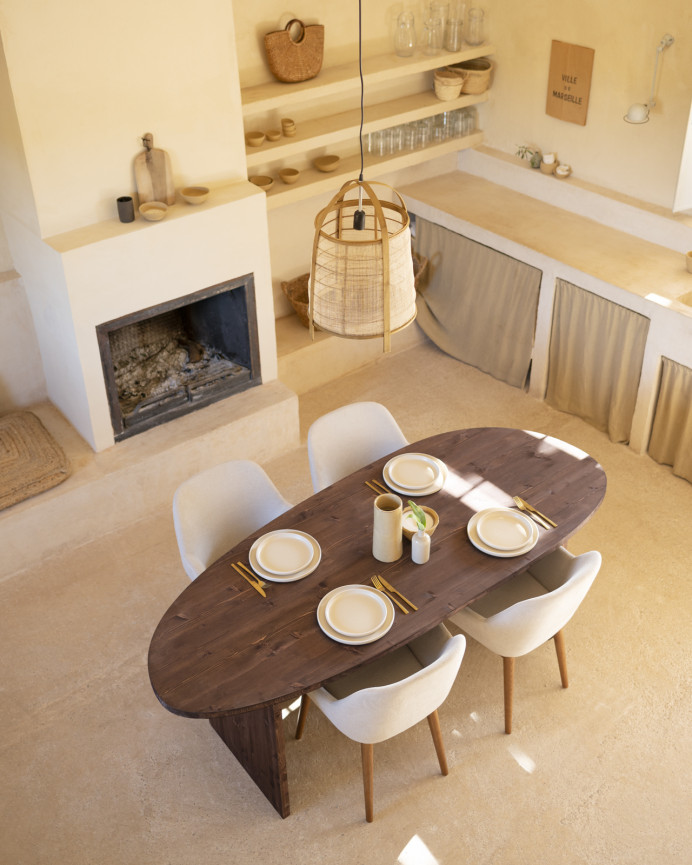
[134,133,175,205]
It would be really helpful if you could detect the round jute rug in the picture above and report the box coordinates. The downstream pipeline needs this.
[0,411,71,511]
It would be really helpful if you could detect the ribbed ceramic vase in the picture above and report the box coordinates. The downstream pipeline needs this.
[372,494,403,562]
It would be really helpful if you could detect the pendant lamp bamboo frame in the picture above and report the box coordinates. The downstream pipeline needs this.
[309,178,417,352]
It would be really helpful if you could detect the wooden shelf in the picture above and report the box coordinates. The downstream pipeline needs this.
[241,43,494,210]
[246,90,488,168]
[241,43,495,115]
[260,131,484,210]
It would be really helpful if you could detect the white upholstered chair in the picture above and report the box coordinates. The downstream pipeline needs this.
[307,401,408,493]
[295,625,466,822]
[447,547,601,733]
[172,459,292,581]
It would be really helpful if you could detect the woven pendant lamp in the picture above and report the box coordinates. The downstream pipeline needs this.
[308,1,417,352]
[309,179,416,351]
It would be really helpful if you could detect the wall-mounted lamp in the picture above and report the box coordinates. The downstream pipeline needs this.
[624,34,674,124]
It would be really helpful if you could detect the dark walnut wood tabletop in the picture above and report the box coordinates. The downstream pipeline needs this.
[148,427,606,817]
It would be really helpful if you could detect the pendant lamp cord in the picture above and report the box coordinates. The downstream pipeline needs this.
[358,0,364,183]
[354,0,366,229]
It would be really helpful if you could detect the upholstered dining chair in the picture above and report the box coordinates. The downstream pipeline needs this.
[295,625,466,822]
[447,547,601,733]
[172,459,292,581]
[307,401,408,493]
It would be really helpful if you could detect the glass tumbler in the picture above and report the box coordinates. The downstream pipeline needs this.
[423,17,443,55]
[394,11,416,57]
[466,7,485,45]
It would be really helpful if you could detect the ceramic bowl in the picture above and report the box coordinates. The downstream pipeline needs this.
[279,168,300,185]
[180,186,210,204]
[139,201,168,221]
[246,131,265,147]
[313,155,340,173]
[249,175,274,191]
[266,129,282,141]
[402,506,439,540]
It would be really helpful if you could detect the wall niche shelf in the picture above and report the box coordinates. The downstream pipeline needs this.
[241,43,495,208]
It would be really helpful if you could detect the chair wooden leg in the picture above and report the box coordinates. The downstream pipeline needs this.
[503,656,515,734]
[295,695,310,740]
[361,743,374,823]
[554,629,569,688]
[427,710,448,776]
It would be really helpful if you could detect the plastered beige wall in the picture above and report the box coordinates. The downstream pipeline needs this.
[0,0,246,238]
[480,0,691,209]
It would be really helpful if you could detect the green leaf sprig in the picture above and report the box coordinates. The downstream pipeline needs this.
[408,500,428,532]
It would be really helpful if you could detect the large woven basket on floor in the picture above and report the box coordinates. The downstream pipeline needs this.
[283,253,427,329]
[281,273,314,329]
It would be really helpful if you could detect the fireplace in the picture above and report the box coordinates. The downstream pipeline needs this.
[96,273,261,440]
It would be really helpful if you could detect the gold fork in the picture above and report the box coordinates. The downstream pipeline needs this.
[371,575,409,614]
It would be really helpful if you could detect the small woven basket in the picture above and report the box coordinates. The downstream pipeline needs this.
[446,58,493,94]
[433,70,463,101]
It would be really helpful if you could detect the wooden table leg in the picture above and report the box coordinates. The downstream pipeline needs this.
[209,703,290,818]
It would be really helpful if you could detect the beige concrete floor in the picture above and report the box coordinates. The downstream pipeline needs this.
[1,340,691,865]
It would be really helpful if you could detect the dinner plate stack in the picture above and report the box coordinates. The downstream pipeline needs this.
[317,585,395,644]
[467,507,539,557]
[382,452,447,496]
[249,529,321,581]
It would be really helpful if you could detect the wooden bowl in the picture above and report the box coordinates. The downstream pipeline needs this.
[180,186,209,204]
[313,155,340,173]
[402,506,439,540]
[555,164,572,179]
[279,168,300,185]
[249,175,274,191]
[246,131,265,147]
[139,201,168,221]
[266,129,282,141]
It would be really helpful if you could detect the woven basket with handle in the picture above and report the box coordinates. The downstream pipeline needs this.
[264,19,324,83]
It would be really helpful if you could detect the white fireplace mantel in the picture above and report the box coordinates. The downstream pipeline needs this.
[4,181,278,452]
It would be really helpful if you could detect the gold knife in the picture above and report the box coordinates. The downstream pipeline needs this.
[370,478,389,494]
[376,575,418,611]
[231,562,266,597]
[365,481,381,494]
[515,496,557,527]
[371,576,409,614]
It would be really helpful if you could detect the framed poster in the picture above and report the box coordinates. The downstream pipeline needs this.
[546,40,595,126]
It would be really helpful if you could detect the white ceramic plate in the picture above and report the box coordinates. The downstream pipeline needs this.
[255,530,315,575]
[383,453,447,497]
[467,509,539,557]
[386,453,441,489]
[317,586,395,645]
[249,530,321,582]
[476,507,535,551]
[324,586,389,637]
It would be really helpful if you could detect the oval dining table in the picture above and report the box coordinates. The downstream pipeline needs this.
[148,427,606,817]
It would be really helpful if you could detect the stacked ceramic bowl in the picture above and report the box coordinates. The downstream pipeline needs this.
[281,118,297,137]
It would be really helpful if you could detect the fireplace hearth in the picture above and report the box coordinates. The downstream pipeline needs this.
[97,274,261,440]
